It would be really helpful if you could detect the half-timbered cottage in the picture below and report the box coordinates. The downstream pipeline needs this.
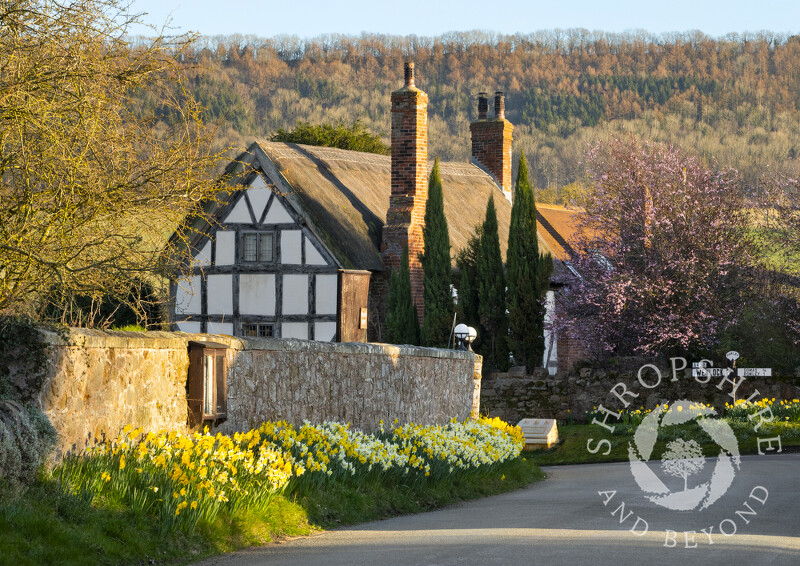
[169,63,519,342]
[170,138,513,341]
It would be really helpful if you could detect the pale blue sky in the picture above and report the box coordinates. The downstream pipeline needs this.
[128,0,800,38]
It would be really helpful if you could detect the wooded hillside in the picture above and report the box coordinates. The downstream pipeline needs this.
[151,30,800,198]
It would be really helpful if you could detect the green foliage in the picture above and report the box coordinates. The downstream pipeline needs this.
[299,455,542,528]
[270,121,390,155]
[715,297,800,373]
[537,254,554,299]
[190,76,252,132]
[294,73,342,105]
[521,86,605,134]
[520,75,719,134]
[420,160,455,347]
[476,196,509,373]
[455,225,482,329]
[386,247,420,345]
[0,454,540,566]
[506,154,549,371]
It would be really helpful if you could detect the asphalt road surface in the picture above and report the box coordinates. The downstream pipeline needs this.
[193,454,800,566]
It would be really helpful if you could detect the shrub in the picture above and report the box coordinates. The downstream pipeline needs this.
[270,121,390,155]
[0,401,56,489]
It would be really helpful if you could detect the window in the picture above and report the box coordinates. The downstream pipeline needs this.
[241,323,274,338]
[203,355,214,415]
[241,232,274,263]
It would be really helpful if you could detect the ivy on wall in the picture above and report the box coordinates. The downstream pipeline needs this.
[0,317,57,402]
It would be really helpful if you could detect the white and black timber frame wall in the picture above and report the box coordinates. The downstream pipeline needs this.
[171,171,342,341]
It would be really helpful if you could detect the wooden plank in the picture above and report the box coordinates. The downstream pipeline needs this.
[337,270,371,343]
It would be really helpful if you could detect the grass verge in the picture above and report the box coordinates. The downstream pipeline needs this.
[527,422,800,467]
[0,456,542,566]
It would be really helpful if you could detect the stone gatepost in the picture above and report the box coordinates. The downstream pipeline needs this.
[472,354,483,419]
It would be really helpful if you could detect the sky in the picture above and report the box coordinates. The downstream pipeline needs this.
[128,0,800,39]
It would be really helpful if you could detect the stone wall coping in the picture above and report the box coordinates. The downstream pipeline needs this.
[38,328,475,361]
[39,328,190,350]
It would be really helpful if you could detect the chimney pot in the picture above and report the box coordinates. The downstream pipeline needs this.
[404,61,415,88]
[471,90,514,201]
[477,92,488,119]
[494,91,505,119]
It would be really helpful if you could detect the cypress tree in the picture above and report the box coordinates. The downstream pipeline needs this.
[420,159,455,347]
[506,152,550,371]
[454,225,480,351]
[455,224,482,329]
[386,246,420,345]
[476,194,509,372]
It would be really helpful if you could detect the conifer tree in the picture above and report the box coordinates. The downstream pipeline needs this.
[456,225,482,329]
[386,247,420,345]
[476,195,509,372]
[506,153,551,371]
[420,159,455,347]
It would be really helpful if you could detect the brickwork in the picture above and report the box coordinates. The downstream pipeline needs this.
[382,62,428,322]
[470,92,513,201]
[554,292,592,372]
[558,331,591,373]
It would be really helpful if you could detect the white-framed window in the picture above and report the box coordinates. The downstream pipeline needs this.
[240,232,274,263]
[241,322,274,338]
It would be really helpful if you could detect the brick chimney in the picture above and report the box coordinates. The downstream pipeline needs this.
[470,91,513,202]
[381,61,428,323]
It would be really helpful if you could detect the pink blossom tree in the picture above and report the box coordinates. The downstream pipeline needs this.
[563,136,757,356]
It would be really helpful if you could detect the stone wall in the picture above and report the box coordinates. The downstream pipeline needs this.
[218,338,476,433]
[481,364,800,425]
[39,330,191,458]
[28,329,476,457]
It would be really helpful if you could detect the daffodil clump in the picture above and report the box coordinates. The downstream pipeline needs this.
[586,406,655,430]
[586,402,718,433]
[256,420,411,487]
[584,398,800,431]
[57,425,301,534]
[724,398,800,423]
[389,417,524,480]
[257,418,523,487]
[55,418,523,533]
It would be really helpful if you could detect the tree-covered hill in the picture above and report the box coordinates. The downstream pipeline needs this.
[156,30,800,197]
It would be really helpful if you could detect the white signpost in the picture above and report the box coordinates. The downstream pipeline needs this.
[691,367,731,378]
[690,351,771,382]
[738,368,772,377]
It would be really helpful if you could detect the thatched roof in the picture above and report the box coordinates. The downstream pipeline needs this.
[536,204,583,262]
[236,141,512,271]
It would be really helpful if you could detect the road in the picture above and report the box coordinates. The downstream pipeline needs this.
[192,454,800,566]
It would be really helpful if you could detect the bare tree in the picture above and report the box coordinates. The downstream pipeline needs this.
[0,0,221,324]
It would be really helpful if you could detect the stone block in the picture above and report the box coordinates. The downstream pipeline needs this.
[518,418,558,450]
[531,367,549,380]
